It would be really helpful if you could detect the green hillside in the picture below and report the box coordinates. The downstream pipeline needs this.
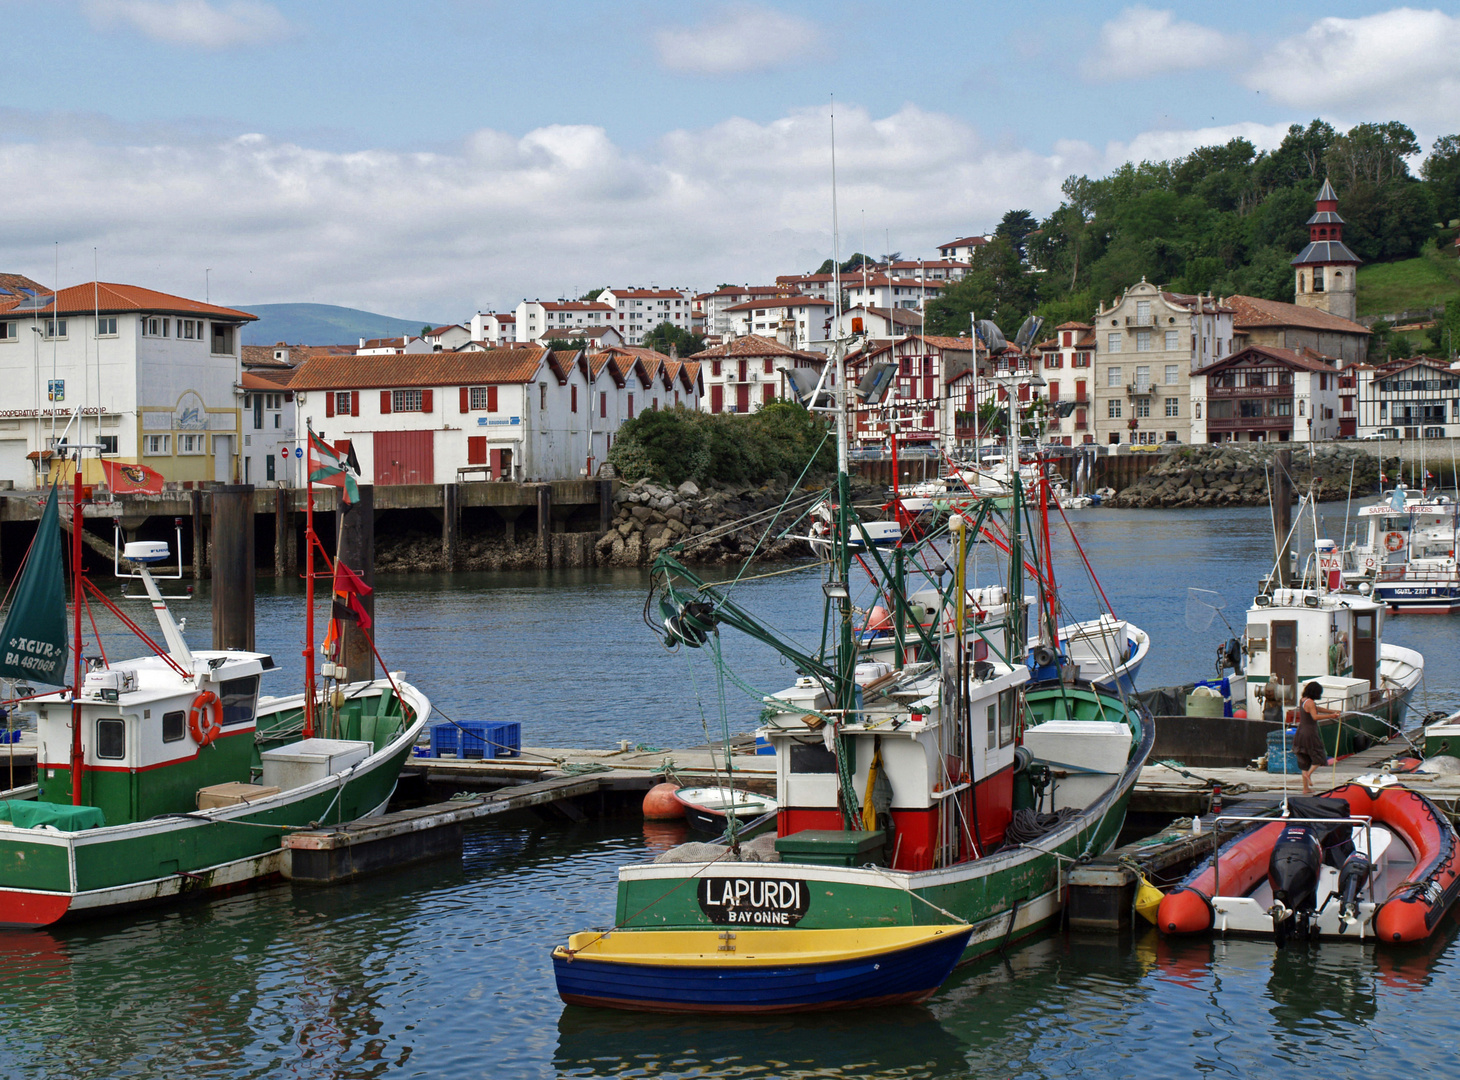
[233,303,444,346]
[1357,244,1460,318]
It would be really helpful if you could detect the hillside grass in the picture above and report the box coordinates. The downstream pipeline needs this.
[1357,242,1460,318]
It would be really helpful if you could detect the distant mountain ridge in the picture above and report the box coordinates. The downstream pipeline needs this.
[234,303,446,347]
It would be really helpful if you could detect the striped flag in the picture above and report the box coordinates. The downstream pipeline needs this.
[309,430,361,506]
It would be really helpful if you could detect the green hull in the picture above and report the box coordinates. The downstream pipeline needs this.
[611,690,1154,967]
[0,682,428,927]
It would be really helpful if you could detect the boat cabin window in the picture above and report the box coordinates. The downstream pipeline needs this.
[1000,689,1017,747]
[1272,623,1297,651]
[162,710,186,743]
[987,703,996,750]
[96,718,125,760]
[789,742,837,774]
[219,676,260,727]
[1356,613,1374,640]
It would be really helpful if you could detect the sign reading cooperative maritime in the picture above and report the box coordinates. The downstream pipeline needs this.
[697,877,810,926]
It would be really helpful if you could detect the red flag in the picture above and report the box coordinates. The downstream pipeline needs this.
[100,459,165,494]
[330,560,372,630]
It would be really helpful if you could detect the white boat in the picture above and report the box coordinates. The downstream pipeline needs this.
[1342,490,1460,612]
[1045,615,1150,694]
[674,786,778,835]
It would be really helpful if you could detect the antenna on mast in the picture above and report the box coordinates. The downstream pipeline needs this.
[830,96,847,475]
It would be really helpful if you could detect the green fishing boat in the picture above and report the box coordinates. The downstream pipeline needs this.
[0,437,429,928]
[556,331,1154,1007]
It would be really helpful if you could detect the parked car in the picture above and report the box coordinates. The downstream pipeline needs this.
[1362,431,1390,440]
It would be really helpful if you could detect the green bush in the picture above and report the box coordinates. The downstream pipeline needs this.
[606,402,835,486]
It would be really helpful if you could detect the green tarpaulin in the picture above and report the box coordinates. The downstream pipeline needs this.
[0,485,69,685]
[0,800,105,830]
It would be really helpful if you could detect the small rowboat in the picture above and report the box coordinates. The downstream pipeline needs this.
[552,924,973,1013]
[1158,780,1460,944]
[674,786,778,835]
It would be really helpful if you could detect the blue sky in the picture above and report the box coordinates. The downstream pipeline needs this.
[5,1,1460,323]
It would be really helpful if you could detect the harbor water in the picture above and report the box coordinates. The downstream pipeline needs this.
[4,503,1460,1078]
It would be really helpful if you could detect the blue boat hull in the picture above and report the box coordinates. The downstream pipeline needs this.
[553,928,973,1013]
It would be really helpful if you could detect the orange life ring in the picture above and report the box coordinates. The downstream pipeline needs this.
[1384,531,1406,553]
[189,690,222,746]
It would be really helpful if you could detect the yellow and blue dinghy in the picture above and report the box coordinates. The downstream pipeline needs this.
[553,923,973,1013]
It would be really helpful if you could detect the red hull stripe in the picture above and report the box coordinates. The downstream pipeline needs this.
[0,889,72,928]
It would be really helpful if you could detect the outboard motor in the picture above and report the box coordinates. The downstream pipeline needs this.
[1268,824,1323,947]
[1336,851,1373,934]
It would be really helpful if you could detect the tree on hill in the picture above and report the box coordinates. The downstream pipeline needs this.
[545,337,588,351]
[995,210,1038,257]
[1421,135,1460,225]
[923,236,1038,339]
[642,320,705,356]
[580,288,606,301]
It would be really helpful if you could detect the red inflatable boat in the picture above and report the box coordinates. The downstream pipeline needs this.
[1158,781,1460,944]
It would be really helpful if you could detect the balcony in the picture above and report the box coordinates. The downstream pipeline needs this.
[1207,382,1292,397]
[1126,383,1153,397]
[1207,416,1293,432]
[1073,421,1088,431]
[1124,314,1155,327]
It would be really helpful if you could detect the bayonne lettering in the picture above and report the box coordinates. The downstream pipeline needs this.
[697,877,810,927]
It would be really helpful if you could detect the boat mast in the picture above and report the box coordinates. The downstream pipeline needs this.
[69,449,84,806]
[303,428,317,738]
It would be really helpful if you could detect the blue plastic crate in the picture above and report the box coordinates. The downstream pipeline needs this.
[1266,728,1302,774]
[430,720,520,759]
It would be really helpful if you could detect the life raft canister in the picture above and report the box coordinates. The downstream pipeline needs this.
[189,690,223,746]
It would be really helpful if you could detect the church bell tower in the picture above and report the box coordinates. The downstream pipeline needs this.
[1291,178,1360,321]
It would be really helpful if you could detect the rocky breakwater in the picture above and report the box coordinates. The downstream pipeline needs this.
[1106,444,1383,509]
[598,478,859,566]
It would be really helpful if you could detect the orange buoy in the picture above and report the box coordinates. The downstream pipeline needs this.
[1233,708,1247,719]
[866,606,891,631]
[642,782,685,820]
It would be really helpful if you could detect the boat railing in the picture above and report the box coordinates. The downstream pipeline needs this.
[1212,813,1378,905]
[1377,566,1459,584]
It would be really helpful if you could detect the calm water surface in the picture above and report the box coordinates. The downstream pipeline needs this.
[4,504,1459,1078]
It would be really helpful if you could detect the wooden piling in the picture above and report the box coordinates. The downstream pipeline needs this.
[210,484,255,651]
[597,478,613,535]
[338,484,375,683]
[1274,449,1293,586]
[273,487,296,579]
[537,483,552,567]
[441,482,458,571]
[190,489,206,580]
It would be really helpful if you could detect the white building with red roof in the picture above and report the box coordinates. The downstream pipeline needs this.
[1189,345,1341,444]
[513,299,614,343]
[695,285,785,339]
[844,275,945,313]
[723,294,834,347]
[599,287,695,346]
[469,311,516,345]
[1033,322,1097,445]
[0,280,256,488]
[692,335,827,415]
[289,346,608,483]
[936,235,990,261]
[424,324,471,350]
[844,334,978,449]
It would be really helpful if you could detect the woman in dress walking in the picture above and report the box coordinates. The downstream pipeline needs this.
[1295,681,1338,795]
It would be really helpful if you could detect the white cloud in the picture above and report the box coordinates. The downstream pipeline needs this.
[0,108,1308,320]
[1245,8,1460,130]
[83,0,291,49]
[1078,120,1294,172]
[1083,7,1243,82]
[654,5,824,75]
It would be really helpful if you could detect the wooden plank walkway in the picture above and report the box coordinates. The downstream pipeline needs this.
[283,773,626,884]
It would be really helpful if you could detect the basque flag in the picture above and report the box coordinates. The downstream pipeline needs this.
[308,430,361,507]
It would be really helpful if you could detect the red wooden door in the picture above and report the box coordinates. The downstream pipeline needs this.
[710,385,724,413]
[373,430,434,485]
[736,384,750,413]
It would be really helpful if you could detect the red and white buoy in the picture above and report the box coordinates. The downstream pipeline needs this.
[642,782,685,820]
